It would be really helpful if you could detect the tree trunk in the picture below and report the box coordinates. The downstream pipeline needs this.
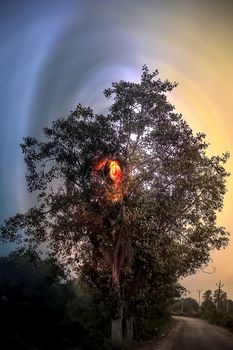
[111,261,123,349]
[123,301,133,342]
[111,310,123,349]
[125,316,133,341]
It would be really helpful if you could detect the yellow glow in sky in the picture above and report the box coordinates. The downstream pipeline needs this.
[136,2,233,299]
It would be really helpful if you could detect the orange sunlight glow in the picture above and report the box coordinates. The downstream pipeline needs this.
[109,160,122,185]
[94,158,123,203]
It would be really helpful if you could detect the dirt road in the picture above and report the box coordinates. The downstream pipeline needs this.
[172,316,233,350]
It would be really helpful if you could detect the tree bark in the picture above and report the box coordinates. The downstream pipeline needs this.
[125,316,133,341]
[111,311,123,349]
[111,260,123,349]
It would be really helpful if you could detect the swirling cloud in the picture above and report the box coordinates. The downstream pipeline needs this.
[1,0,233,296]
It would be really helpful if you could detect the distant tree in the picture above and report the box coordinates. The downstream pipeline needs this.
[202,289,213,302]
[172,297,199,314]
[184,297,199,313]
[213,286,227,312]
[201,289,216,314]
[0,66,230,348]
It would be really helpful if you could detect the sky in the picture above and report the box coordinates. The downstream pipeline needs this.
[1,0,233,300]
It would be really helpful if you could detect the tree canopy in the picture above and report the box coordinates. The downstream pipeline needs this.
[0,66,230,346]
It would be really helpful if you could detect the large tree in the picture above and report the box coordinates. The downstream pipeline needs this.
[0,66,230,348]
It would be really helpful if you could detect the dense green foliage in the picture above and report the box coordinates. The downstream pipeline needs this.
[0,66,230,346]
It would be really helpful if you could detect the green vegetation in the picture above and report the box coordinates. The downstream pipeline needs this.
[172,286,233,332]
[0,66,230,348]
[201,287,233,329]
[172,297,199,315]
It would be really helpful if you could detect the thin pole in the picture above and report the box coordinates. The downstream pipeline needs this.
[216,281,224,311]
[196,289,202,307]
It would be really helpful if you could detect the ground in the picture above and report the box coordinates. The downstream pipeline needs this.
[130,316,233,350]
